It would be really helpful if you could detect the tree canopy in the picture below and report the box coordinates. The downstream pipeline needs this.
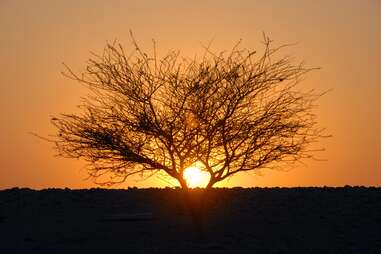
[51,35,326,189]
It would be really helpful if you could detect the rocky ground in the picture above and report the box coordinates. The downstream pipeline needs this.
[0,187,380,253]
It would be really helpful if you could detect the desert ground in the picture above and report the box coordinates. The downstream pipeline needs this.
[0,187,380,253]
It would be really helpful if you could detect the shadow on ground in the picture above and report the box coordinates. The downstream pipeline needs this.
[0,187,380,253]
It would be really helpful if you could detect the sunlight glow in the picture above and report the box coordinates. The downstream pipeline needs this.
[183,165,210,188]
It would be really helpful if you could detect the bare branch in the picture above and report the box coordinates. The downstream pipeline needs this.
[47,35,328,189]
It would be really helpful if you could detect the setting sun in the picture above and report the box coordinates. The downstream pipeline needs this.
[183,166,210,188]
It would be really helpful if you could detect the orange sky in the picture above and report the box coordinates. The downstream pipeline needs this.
[1,0,380,189]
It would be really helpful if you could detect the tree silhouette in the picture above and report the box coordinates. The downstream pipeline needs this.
[51,35,326,190]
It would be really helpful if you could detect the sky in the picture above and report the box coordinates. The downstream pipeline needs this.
[1,0,380,189]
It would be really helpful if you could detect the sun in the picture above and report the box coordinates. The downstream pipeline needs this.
[183,165,210,188]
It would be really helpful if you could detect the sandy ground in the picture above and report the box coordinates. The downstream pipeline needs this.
[0,187,380,253]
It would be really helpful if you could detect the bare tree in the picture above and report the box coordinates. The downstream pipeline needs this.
[50,35,326,190]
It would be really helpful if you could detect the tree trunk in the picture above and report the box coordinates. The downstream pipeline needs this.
[205,178,216,189]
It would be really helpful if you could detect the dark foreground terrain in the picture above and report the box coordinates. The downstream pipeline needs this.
[0,187,380,253]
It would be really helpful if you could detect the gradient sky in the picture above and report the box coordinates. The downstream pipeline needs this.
[1,0,380,189]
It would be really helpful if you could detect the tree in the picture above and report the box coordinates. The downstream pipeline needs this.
[50,35,326,190]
